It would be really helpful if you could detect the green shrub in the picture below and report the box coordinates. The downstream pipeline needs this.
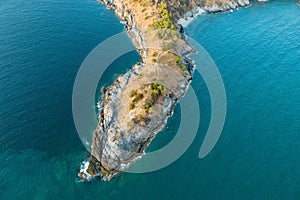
[144,107,150,113]
[141,83,165,113]
[144,100,153,108]
[144,100,153,113]
[152,51,158,57]
[129,103,135,110]
[175,56,180,64]
[151,89,159,99]
[180,0,186,5]
[151,2,175,30]
[150,83,164,95]
[133,93,144,103]
[113,135,119,141]
[130,90,137,98]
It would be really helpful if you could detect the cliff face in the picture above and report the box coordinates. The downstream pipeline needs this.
[79,0,252,181]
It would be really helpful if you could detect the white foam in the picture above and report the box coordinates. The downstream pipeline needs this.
[79,161,92,180]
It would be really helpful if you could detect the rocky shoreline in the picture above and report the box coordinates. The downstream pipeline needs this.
[78,0,259,181]
[178,0,251,27]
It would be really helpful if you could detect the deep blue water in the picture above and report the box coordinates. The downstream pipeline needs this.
[0,0,300,199]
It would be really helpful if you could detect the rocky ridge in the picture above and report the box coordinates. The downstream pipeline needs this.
[78,0,257,181]
[78,0,194,181]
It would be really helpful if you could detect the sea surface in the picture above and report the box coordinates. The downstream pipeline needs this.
[0,0,300,199]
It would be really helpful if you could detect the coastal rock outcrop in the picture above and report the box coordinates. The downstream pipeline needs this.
[78,0,264,181]
[177,0,251,27]
[203,0,250,13]
[78,0,194,181]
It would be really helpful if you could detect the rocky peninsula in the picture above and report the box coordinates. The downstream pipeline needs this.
[78,0,253,181]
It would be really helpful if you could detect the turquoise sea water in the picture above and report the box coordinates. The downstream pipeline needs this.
[1,0,300,199]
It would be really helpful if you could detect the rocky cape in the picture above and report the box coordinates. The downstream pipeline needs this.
[78,0,259,181]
